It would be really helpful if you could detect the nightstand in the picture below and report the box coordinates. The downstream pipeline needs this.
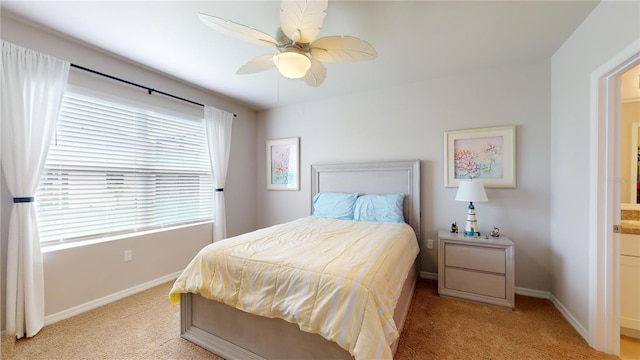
[438,230,515,309]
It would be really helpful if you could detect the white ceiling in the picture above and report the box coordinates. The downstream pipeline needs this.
[1,1,600,111]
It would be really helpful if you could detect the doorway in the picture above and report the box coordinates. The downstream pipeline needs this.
[619,63,640,359]
[590,41,640,356]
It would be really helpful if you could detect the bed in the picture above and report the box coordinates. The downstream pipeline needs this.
[170,160,421,359]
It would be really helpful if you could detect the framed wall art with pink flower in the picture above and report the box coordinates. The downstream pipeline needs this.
[444,125,516,188]
[266,137,300,190]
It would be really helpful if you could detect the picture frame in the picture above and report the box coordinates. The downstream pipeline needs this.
[266,137,300,191]
[444,125,516,188]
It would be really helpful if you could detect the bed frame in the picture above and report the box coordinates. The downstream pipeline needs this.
[180,160,421,359]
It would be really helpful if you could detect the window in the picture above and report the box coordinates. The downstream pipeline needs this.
[36,91,213,244]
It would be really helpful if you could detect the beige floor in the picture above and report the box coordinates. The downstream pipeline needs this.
[621,335,640,360]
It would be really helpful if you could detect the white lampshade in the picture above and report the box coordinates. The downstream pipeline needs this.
[455,180,488,202]
[273,50,311,79]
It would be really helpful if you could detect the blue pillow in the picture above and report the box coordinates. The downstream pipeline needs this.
[353,194,405,223]
[312,192,358,220]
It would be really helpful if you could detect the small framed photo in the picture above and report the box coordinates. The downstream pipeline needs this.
[444,125,516,188]
[266,137,300,191]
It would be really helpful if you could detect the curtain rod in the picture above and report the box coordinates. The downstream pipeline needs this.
[70,63,237,117]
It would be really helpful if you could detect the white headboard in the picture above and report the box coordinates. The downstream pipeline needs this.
[311,160,421,237]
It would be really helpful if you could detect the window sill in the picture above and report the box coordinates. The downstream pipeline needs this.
[41,220,214,253]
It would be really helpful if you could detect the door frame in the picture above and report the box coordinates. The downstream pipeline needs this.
[589,39,640,354]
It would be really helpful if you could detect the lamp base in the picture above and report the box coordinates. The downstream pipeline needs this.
[464,201,480,237]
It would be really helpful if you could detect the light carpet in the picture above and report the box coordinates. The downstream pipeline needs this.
[2,279,618,359]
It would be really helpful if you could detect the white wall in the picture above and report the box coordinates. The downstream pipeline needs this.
[0,15,258,330]
[256,59,552,291]
[551,0,640,333]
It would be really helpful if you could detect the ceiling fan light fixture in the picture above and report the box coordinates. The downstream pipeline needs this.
[199,0,375,86]
[273,49,311,79]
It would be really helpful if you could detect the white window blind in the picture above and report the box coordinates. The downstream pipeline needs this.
[37,91,213,244]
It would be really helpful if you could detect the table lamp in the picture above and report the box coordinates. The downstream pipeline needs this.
[455,180,488,236]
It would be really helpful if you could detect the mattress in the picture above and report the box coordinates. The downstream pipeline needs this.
[170,216,419,359]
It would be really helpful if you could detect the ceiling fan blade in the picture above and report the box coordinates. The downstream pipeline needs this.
[236,54,276,74]
[198,13,278,47]
[303,58,326,87]
[280,0,328,44]
[309,36,378,62]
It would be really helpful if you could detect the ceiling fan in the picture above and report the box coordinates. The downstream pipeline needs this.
[198,0,377,87]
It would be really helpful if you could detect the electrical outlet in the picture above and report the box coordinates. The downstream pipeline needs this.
[427,239,434,249]
[124,250,133,262]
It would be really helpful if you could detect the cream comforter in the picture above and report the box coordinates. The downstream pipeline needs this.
[169,216,419,360]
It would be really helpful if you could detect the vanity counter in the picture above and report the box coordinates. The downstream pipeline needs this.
[621,220,640,235]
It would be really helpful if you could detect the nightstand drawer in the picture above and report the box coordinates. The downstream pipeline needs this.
[445,244,506,274]
[445,267,506,299]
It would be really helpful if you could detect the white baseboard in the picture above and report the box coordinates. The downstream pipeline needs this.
[515,286,550,299]
[549,293,589,341]
[420,271,437,280]
[424,272,552,299]
[44,271,182,326]
[422,272,551,301]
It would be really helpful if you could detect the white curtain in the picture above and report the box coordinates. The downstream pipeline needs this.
[1,41,70,338]
[204,106,234,242]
